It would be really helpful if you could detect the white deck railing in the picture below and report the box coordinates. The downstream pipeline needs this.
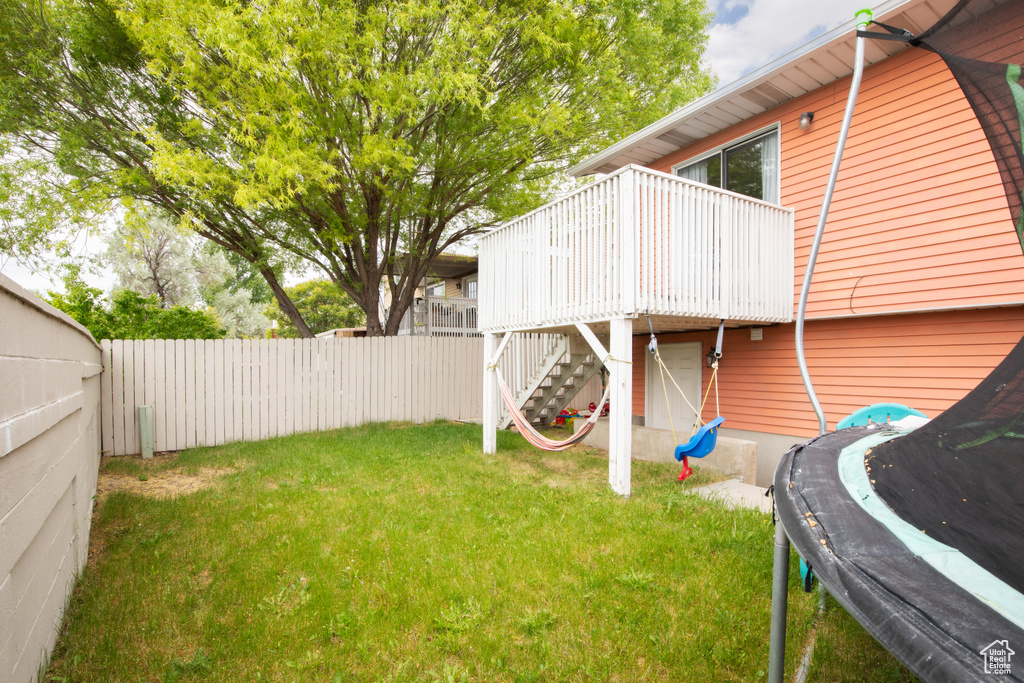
[479,165,795,333]
[396,295,480,337]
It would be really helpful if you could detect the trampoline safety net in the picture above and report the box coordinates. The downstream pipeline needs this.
[773,2,1024,681]
[870,0,1024,597]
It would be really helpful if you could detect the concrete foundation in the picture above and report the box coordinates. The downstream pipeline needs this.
[579,418,758,484]
[718,427,808,487]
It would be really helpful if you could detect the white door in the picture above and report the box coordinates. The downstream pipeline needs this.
[646,342,702,433]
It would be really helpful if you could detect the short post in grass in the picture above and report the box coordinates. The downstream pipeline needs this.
[138,405,154,459]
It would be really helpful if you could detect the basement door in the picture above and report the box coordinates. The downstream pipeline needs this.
[645,342,702,434]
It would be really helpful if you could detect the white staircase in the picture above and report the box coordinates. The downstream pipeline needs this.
[499,336,604,429]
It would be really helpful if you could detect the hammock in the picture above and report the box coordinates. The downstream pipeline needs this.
[496,367,611,452]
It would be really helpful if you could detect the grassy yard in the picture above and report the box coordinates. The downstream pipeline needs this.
[46,422,916,682]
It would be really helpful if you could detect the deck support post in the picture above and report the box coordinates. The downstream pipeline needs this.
[608,317,633,496]
[482,332,499,454]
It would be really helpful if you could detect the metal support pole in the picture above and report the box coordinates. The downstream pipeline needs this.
[775,12,872,681]
[795,11,872,436]
[767,521,792,683]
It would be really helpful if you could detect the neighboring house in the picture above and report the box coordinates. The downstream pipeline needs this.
[480,0,1024,491]
[315,327,368,338]
[383,253,480,337]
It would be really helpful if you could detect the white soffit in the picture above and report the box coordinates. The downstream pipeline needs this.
[569,0,962,177]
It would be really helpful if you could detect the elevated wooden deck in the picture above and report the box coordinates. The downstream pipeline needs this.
[479,165,795,335]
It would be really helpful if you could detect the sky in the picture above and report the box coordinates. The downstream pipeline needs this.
[706,0,880,84]
[1,0,883,296]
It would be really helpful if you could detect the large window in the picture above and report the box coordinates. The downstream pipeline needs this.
[674,128,779,204]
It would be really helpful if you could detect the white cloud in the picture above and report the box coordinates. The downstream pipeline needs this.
[706,0,876,84]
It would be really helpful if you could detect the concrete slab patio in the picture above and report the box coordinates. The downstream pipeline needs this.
[688,478,774,514]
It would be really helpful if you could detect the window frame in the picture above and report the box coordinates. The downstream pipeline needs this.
[462,274,478,299]
[426,279,446,297]
[671,123,782,204]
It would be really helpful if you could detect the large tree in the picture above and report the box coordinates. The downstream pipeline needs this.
[107,210,210,308]
[1,0,315,334]
[1,0,714,335]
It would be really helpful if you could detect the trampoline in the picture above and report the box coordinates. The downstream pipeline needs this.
[772,1,1024,681]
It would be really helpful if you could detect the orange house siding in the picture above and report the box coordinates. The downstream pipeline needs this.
[649,47,1024,319]
[633,307,1024,439]
[627,26,1024,439]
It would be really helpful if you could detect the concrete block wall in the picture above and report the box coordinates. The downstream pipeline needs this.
[0,273,102,683]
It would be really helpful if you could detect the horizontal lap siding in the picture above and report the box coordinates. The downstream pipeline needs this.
[631,307,1024,438]
[635,16,1024,438]
[650,47,1024,319]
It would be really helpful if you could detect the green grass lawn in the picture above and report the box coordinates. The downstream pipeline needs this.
[46,422,917,682]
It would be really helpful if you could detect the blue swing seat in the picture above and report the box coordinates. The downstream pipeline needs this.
[674,416,726,461]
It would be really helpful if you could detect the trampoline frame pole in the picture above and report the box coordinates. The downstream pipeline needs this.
[768,521,791,683]
[795,11,872,436]
[772,12,872,682]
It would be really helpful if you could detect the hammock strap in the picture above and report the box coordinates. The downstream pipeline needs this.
[495,368,611,452]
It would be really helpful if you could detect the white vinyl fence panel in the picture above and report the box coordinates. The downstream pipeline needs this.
[101,337,486,456]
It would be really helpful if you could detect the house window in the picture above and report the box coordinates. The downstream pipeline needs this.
[674,127,780,204]
[462,274,478,299]
[427,280,445,297]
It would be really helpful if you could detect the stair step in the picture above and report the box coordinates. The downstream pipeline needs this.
[500,337,603,431]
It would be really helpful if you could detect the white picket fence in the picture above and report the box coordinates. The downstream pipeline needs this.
[100,335,598,456]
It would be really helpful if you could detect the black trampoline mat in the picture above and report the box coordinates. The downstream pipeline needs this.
[777,426,1024,682]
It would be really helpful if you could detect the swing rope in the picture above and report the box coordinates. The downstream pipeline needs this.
[648,316,723,439]
[646,317,727,483]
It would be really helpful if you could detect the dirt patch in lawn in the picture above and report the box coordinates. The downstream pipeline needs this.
[87,456,240,568]
[96,453,239,503]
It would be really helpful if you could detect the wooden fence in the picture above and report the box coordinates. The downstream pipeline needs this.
[100,337,483,456]
[100,335,597,456]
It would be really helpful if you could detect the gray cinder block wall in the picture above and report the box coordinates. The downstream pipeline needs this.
[0,273,102,683]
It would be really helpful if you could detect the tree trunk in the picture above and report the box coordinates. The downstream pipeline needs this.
[383,277,420,336]
[361,278,386,336]
[258,266,314,338]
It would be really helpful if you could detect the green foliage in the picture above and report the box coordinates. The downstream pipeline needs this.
[47,271,225,340]
[104,208,271,336]
[0,0,715,334]
[267,279,365,337]
[106,209,205,308]
[209,243,274,306]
